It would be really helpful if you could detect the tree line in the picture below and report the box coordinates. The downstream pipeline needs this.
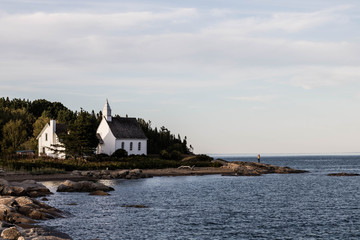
[0,97,192,158]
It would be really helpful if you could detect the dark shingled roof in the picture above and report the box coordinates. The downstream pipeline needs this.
[55,124,67,135]
[107,117,147,139]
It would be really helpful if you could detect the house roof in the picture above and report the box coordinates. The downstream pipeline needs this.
[36,123,50,140]
[36,122,68,140]
[107,116,147,139]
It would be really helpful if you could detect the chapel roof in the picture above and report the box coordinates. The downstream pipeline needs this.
[107,116,147,139]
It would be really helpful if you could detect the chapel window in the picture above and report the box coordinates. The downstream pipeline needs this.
[130,142,133,151]
[45,133,48,141]
[138,142,141,151]
[121,142,125,149]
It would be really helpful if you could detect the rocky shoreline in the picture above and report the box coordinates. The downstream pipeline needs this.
[0,160,308,183]
[327,172,359,176]
[221,161,308,176]
[0,178,121,239]
[0,160,308,239]
[0,179,71,240]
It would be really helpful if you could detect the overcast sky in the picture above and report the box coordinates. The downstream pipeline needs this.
[1,0,360,154]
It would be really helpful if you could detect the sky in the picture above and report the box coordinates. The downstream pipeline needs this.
[1,0,360,154]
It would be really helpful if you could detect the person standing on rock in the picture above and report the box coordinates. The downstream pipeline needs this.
[257,154,261,163]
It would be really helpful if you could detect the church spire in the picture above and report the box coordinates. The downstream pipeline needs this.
[103,99,112,122]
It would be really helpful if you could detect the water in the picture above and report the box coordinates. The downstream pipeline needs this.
[41,155,360,239]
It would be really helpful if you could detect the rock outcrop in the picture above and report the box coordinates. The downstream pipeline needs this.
[121,205,148,208]
[0,196,63,224]
[57,180,114,192]
[328,172,359,176]
[72,169,152,180]
[222,161,307,176]
[0,179,71,239]
[1,226,21,239]
[0,195,70,239]
[89,190,110,196]
[0,179,51,197]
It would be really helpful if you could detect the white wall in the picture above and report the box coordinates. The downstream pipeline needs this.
[115,139,147,155]
[96,117,147,156]
[38,121,65,159]
[96,118,116,155]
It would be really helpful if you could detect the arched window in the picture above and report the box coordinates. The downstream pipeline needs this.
[138,142,141,151]
[130,142,133,151]
[121,142,125,149]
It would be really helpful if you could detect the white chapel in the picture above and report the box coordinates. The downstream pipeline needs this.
[96,100,148,156]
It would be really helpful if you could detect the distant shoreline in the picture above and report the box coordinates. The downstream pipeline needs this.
[210,152,360,157]
[0,160,310,182]
[0,167,235,182]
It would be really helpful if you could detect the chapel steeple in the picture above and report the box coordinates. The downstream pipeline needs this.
[103,99,112,122]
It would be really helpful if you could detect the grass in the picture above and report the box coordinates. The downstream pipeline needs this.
[0,154,221,173]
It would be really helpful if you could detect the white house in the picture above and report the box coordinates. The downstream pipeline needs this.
[96,100,147,156]
[36,120,67,159]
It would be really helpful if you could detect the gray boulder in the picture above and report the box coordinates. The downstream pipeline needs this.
[0,196,64,224]
[0,179,51,197]
[1,226,21,240]
[57,180,114,192]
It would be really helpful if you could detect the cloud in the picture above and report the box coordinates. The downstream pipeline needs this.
[227,95,277,102]
[0,8,197,35]
[0,5,358,95]
[207,5,351,35]
[288,66,360,89]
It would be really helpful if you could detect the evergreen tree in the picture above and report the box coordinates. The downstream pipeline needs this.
[138,118,191,154]
[61,110,98,159]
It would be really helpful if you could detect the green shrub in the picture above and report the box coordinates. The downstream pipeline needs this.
[195,154,214,161]
[0,155,183,172]
[111,149,128,158]
[87,153,110,162]
[170,150,182,160]
[160,150,170,159]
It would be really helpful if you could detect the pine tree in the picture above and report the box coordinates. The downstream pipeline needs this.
[60,110,98,159]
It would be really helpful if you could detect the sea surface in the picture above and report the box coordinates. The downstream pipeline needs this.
[41,155,360,239]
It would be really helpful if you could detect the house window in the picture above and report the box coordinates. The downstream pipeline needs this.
[45,133,48,141]
[138,142,141,151]
[130,142,133,151]
[121,142,125,149]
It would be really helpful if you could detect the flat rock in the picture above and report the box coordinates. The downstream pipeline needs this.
[22,226,72,240]
[0,196,64,224]
[57,180,114,192]
[121,205,148,208]
[0,179,51,197]
[1,226,21,239]
[224,161,307,176]
[328,172,359,176]
[89,190,110,196]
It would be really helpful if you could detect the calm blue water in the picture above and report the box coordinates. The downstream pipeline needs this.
[41,155,360,239]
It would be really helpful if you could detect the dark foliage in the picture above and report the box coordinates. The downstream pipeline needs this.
[111,149,128,158]
[0,97,193,158]
[0,154,220,172]
[0,97,77,155]
[138,119,191,155]
[60,110,99,159]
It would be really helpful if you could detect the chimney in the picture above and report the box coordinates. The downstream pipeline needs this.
[50,120,56,133]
